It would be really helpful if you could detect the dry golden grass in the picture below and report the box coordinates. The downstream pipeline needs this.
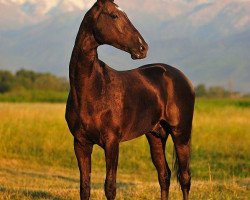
[0,158,249,200]
[0,99,249,199]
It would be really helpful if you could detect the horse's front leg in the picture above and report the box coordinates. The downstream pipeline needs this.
[146,132,171,200]
[74,137,93,200]
[104,135,119,200]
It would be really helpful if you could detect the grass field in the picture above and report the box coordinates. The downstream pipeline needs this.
[0,99,249,199]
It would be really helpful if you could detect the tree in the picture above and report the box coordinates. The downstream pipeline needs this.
[34,74,68,91]
[0,70,14,93]
[208,86,229,98]
[15,69,38,89]
[195,84,207,97]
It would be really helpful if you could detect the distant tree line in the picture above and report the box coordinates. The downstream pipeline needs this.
[0,69,69,93]
[0,69,248,102]
[0,69,69,102]
[195,84,240,98]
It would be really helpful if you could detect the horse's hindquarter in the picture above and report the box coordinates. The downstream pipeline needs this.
[118,63,195,141]
[137,64,195,129]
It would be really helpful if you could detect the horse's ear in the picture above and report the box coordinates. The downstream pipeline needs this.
[97,0,114,4]
[96,0,114,7]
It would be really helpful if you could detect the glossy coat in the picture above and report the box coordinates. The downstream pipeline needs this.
[65,0,195,199]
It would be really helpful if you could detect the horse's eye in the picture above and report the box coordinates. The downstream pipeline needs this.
[110,13,118,19]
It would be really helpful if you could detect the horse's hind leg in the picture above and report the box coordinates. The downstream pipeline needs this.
[171,125,192,200]
[146,132,171,200]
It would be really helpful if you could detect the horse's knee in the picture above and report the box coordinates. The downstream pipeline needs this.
[179,171,191,191]
[158,169,171,190]
[105,177,116,200]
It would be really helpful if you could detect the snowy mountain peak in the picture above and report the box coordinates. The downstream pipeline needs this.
[0,0,95,16]
[1,0,250,31]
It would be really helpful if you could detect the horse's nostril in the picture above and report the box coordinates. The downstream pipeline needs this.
[140,45,145,52]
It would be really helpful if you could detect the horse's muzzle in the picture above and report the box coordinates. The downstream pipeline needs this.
[130,43,148,60]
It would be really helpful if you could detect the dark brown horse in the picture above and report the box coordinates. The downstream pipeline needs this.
[65,0,195,199]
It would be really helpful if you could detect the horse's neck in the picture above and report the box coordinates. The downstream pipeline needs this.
[69,29,101,87]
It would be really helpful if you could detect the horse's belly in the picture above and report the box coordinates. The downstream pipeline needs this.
[120,130,147,142]
[120,108,161,142]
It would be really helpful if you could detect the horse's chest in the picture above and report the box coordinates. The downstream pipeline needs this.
[80,91,124,130]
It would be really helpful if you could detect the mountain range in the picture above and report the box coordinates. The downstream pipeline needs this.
[0,0,250,92]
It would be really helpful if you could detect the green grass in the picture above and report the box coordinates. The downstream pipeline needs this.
[0,90,67,102]
[0,99,249,199]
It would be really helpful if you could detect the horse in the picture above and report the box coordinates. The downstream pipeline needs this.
[65,0,195,199]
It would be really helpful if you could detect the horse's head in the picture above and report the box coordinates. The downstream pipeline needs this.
[90,0,148,60]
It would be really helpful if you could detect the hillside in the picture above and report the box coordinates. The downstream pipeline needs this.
[0,0,249,92]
